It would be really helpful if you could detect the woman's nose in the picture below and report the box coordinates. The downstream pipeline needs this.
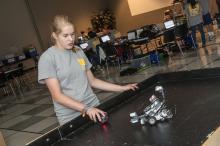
[68,35,74,41]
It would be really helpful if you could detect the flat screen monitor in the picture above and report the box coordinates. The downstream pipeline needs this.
[79,42,88,50]
[136,28,143,38]
[100,35,111,43]
[18,55,26,60]
[164,20,175,29]
[127,31,136,40]
[7,57,16,64]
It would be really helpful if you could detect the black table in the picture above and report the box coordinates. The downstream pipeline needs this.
[4,67,22,75]
[27,68,220,146]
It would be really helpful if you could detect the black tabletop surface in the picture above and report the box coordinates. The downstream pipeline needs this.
[54,78,220,146]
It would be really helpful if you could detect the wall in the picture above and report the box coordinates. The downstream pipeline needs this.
[0,0,41,56]
[0,0,107,55]
[0,0,172,55]
[27,0,108,49]
[107,0,171,35]
[127,0,172,16]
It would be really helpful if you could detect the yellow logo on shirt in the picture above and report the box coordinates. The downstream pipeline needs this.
[77,58,86,70]
[77,58,85,65]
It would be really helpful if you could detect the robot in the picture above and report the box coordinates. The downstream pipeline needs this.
[130,86,173,125]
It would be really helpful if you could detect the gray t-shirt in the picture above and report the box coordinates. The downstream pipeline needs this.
[38,46,100,125]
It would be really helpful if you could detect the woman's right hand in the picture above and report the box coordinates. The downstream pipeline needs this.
[86,107,106,122]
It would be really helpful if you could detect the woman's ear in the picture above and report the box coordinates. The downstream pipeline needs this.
[52,32,57,40]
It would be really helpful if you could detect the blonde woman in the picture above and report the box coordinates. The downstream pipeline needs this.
[38,15,138,125]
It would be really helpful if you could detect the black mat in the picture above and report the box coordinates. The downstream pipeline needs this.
[53,78,220,146]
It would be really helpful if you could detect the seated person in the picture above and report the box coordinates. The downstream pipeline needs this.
[78,30,89,43]
[163,9,185,54]
[84,48,100,71]
[163,9,175,43]
[87,27,97,39]
[164,9,173,21]
[102,24,115,41]
[102,24,111,35]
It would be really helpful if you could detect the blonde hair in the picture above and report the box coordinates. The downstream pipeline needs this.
[50,15,73,44]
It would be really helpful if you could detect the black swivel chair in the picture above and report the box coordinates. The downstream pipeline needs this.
[162,29,178,55]
[98,43,121,72]
[174,23,189,49]
[0,70,16,96]
[163,27,185,56]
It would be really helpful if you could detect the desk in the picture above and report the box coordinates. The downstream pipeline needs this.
[0,58,36,71]
[128,30,170,54]
[27,68,220,146]
[4,67,22,75]
[148,31,165,51]
[128,37,149,45]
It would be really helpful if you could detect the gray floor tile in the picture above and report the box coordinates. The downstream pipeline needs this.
[2,104,33,115]
[0,103,13,113]
[8,116,46,131]
[34,97,53,104]
[5,131,41,146]
[0,115,31,128]
[12,95,43,104]
[36,107,55,117]
[23,95,50,104]
[0,129,17,138]
[23,117,58,133]
[22,104,51,115]
[23,88,44,95]
[0,96,18,104]
[40,122,59,134]
[0,104,40,123]
[0,104,6,108]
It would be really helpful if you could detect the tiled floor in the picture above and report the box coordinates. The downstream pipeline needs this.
[1,28,220,146]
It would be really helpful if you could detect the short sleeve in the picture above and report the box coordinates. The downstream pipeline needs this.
[38,53,57,84]
[84,52,92,70]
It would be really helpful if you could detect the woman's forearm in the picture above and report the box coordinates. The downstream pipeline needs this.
[90,78,124,92]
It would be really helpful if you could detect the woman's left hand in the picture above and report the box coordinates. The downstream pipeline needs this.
[121,83,139,91]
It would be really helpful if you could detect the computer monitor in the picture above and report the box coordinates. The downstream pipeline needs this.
[18,55,26,60]
[136,28,144,38]
[164,20,175,29]
[100,35,111,43]
[79,42,88,50]
[127,31,136,40]
[7,57,16,64]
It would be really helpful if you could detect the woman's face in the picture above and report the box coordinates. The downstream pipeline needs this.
[53,24,75,50]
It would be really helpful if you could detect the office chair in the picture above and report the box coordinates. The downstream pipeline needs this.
[174,23,189,50]
[97,43,121,73]
[0,71,16,97]
[162,28,184,56]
